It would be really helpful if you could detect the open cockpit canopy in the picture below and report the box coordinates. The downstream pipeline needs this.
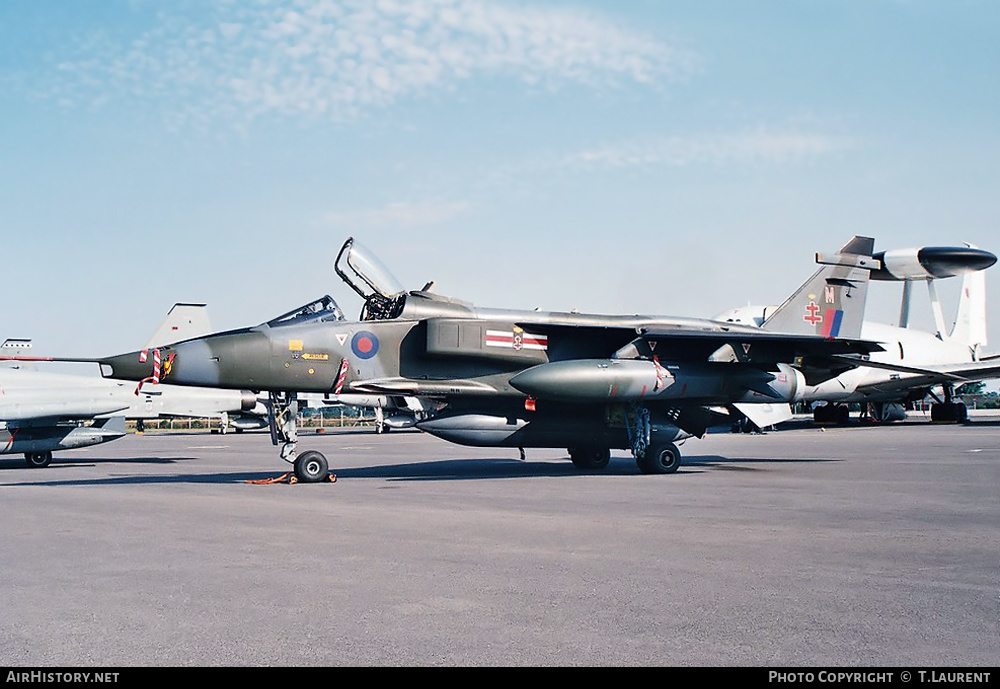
[334,237,409,320]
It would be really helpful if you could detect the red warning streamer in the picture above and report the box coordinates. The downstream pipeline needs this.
[653,355,665,391]
[135,348,161,394]
[333,358,349,394]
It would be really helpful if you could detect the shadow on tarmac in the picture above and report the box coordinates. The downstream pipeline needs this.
[0,452,837,487]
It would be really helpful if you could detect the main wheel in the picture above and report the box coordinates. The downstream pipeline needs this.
[956,402,968,423]
[636,442,681,475]
[293,451,329,483]
[568,447,611,470]
[931,402,969,423]
[24,451,52,469]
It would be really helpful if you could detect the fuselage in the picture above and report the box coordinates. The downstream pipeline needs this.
[97,291,771,399]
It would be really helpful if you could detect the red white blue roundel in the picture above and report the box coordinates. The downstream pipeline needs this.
[351,331,379,359]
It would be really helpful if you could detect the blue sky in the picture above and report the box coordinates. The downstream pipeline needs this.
[2,0,998,357]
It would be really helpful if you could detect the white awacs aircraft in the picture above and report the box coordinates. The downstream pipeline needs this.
[718,242,999,425]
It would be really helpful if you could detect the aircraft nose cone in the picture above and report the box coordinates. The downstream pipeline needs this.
[98,350,157,382]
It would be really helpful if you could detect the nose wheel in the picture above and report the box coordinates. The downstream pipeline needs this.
[294,450,330,483]
[268,392,331,483]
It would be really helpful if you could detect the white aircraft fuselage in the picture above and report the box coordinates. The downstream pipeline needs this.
[800,321,975,404]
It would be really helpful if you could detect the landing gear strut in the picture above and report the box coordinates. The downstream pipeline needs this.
[625,404,683,475]
[267,392,330,483]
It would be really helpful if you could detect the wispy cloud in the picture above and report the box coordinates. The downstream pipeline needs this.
[40,0,688,127]
[561,131,851,170]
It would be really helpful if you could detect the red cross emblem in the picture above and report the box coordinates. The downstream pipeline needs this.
[803,301,823,325]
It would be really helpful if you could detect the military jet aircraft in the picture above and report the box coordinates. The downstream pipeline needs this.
[83,236,882,482]
[0,351,264,469]
[718,243,999,424]
[0,348,128,468]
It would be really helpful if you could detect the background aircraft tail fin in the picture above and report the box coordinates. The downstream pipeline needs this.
[144,303,212,349]
[0,339,35,369]
[950,258,988,354]
[762,236,877,338]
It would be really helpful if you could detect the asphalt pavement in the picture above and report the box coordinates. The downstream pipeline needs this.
[1,419,998,666]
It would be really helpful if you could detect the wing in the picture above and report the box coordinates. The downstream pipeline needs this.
[832,357,1000,395]
[521,322,883,364]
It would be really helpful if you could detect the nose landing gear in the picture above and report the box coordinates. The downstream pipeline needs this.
[267,392,332,483]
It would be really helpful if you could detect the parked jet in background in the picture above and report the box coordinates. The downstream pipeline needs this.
[717,243,999,424]
[314,393,426,433]
[1,305,267,468]
[1,343,128,467]
[88,236,881,481]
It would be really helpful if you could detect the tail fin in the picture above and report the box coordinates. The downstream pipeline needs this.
[0,339,34,369]
[144,303,212,348]
[950,256,988,355]
[762,236,877,338]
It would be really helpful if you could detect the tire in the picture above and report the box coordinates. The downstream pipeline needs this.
[636,442,681,475]
[931,402,967,423]
[294,451,329,483]
[568,447,610,470]
[24,451,52,469]
[955,402,968,424]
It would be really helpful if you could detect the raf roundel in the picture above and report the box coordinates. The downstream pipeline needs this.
[351,331,380,360]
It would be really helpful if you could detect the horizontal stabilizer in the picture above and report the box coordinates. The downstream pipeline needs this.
[732,402,793,428]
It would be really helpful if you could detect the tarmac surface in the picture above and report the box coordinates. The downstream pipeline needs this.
[1,417,998,667]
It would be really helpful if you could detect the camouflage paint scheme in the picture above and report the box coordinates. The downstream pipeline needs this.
[96,237,882,481]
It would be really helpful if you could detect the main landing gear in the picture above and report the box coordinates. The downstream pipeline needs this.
[24,451,52,468]
[267,392,331,483]
[566,440,681,474]
[567,405,684,475]
[813,403,850,425]
[568,446,611,470]
[627,405,683,475]
[635,439,682,474]
[928,384,969,424]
